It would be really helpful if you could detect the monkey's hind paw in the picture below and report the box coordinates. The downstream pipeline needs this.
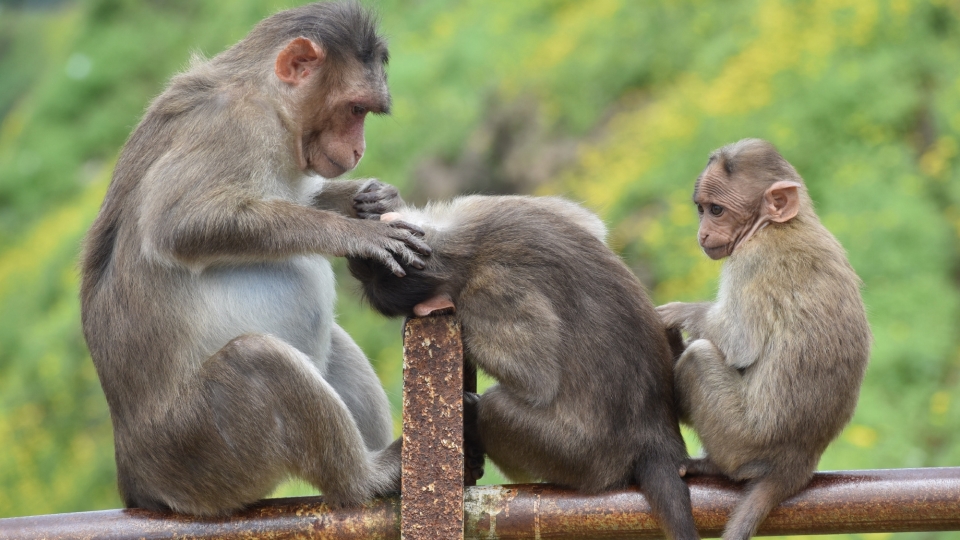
[679,457,723,477]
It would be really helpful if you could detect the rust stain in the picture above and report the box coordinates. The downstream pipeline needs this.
[401,314,466,540]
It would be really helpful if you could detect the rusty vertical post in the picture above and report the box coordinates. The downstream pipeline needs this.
[401,313,465,540]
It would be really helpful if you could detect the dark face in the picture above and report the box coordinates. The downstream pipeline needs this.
[692,163,760,260]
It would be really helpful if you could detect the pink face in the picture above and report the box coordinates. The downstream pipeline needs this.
[692,162,802,259]
[302,87,388,178]
[692,164,758,260]
[275,37,390,178]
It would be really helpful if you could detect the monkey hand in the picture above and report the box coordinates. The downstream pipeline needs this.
[656,302,691,330]
[349,219,432,277]
[353,178,404,219]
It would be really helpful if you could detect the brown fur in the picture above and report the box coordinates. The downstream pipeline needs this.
[349,195,700,540]
[80,2,428,516]
[658,139,872,540]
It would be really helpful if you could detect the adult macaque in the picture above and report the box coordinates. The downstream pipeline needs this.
[349,196,700,540]
[80,2,430,516]
[658,139,871,540]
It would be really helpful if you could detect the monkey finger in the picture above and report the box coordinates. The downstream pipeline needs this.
[388,242,426,270]
[357,178,388,193]
[356,212,383,220]
[400,252,426,270]
[391,228,431,255]
[355,200,388,213]
[354,190,397,203]
[387,219,426,237]
[373,250,406,277]
[353,192,381,202]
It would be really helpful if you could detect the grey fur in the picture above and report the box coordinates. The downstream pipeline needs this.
[80,2,419,516]
[349,195,700,540]
[658,139,872,540]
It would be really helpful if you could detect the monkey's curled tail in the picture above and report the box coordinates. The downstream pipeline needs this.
[634,454,700,540]
[722,474,809,540]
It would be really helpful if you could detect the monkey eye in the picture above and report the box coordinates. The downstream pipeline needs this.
[352,105,367,116]
[696,204,704,215]
[709,204,724,216]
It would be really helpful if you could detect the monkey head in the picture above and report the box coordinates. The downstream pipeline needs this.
[347,254,446,317]
[274,36,390,178]
[692,139,803,260]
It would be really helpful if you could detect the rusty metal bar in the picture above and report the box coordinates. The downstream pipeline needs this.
[5,317,960,539]
[401,313,466,540]
[464,468,960,538]
[0,496,400,540]
[2,469,959,539]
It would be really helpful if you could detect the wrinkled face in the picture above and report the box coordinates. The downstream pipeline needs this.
[692,162,760,260]
[300,62,390,178]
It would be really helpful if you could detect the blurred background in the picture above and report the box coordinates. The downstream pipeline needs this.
[1,0,958,537]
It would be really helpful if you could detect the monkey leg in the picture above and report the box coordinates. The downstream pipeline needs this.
[324,324,393,451]
[477,386,628,492]
[122,333,399,515]
[673,339,749,465]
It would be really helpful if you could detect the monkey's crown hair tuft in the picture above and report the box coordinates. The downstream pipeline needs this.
[707,138,804,185]
[256,1,389,66]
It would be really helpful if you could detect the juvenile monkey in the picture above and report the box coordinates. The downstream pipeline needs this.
[80,2,431,516]
[349,195,700,540]
[657,139,871,540]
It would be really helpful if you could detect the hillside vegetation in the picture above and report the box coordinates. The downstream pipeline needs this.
[1,2,958,539]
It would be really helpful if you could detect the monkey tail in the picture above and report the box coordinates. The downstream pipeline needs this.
[722,473,809,540]
[634,453,700,540]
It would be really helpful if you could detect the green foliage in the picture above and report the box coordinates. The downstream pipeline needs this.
[1,4,958,540]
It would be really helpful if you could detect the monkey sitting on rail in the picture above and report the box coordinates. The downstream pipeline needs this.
[348,195,700,540]
[80,2,431,516]
[657,138,871,540]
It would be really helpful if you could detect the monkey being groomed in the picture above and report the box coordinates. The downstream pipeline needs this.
[657,139,871,540]
[81,2,432,516]
[348,195,700,540]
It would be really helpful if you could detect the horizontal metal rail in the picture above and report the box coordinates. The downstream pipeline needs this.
[2,467,959,540]
[6,316,957,539]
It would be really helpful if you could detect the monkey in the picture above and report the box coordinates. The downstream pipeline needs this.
[348,195,701,540]
[79,2,433,516]
[656,138,872,540]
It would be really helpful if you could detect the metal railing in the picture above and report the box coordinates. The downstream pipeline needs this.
[2,314,959,540]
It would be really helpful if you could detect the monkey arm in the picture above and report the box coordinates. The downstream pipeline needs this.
[459,273,563,408]
[656,301,713,339]
[147,194,429,276]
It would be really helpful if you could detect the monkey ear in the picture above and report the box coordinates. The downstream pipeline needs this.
[275,37,326,86]
[413,295,456,317]
[763,181,802,223]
